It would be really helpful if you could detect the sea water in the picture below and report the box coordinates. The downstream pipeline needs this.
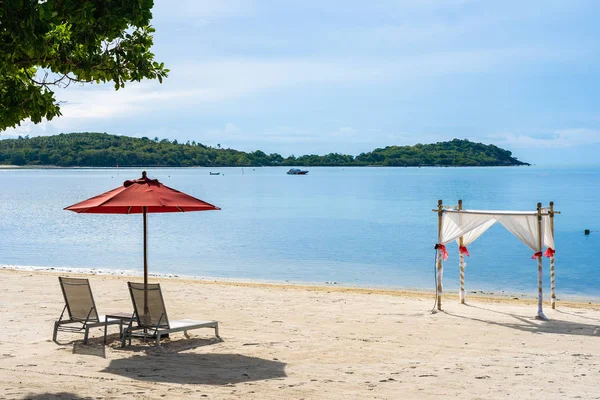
[0,166,599,298]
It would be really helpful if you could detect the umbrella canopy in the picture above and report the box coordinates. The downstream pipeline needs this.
[65,171,219,214]
[65,171,220,288]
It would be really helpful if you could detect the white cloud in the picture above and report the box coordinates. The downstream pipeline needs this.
[153,0,253,19]
[1,119,59,138]
[224,123,241,134]
[331,127,357,137]
[194,124,386,155]
[491,129,600,148]
[2,43,576,135]
[145,47,567,106]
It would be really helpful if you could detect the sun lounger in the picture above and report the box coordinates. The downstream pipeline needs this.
[53,277,122,344]
[122,281,219,347]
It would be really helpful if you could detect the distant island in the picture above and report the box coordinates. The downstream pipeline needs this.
[0,132,529,167]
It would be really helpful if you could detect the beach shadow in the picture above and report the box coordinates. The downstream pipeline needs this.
[103,353,287,385]
[72,342,106,358]
[55,333,123,357]
[443,304,600,337]
[111,336,224,353]
[20,393,88,400]
[53,330,120,346]
[554,309,600,323]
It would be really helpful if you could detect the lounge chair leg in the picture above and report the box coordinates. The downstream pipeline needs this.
[84,326,90,344]
[121,326,129,348]
[155,334,161,346]
[215,323,220,339]
[104,318,109,345]
[52,321,59,342]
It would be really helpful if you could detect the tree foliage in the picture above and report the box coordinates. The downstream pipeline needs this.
[0,133,530,167]
[0,0,168,131]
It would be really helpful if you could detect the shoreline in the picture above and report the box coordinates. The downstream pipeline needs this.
[3,265,599,309]
[0,165,531,169]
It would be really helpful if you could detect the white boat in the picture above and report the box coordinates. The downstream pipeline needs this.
[287,168,308,175]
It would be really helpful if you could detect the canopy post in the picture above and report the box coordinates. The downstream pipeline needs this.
[550,201,556,309]
[458,199,466,304]
[437,199,443,311]
[536,202,546,320]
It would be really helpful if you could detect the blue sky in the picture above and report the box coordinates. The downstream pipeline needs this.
[4,0,600,164]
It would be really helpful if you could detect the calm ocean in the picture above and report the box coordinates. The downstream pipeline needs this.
[1,166,598,298]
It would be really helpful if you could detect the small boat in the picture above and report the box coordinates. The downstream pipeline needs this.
[209,172,220,175]
[287,168,308,175]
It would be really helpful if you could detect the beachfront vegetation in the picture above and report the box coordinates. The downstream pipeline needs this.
[0,132,529,167]
[0,1,167,131]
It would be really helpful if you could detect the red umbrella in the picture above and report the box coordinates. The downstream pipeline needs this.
[65,171,220,288]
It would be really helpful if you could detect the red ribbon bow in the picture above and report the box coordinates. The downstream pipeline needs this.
[544,248,555,258]
[459,246,470,257]
[531,251,543,259]
[436,244,448,261]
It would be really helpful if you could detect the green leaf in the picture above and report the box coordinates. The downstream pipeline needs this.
[0,1,168,131]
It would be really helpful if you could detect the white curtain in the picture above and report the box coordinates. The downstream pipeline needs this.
[440,213,496,244]
[437,212,496,297]
[495,215,543,252]
[453,217,496,303]
[440,212,545,254]
[494,214,546,319]
[458,218,497,247]
[446,213,497,303]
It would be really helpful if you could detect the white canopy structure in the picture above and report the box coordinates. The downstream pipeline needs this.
[433,200,558,319]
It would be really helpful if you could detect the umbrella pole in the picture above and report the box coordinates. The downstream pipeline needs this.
[550,201,556,309]
[143,206,149,317]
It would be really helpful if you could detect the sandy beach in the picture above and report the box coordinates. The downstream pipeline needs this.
[0,269,599,400]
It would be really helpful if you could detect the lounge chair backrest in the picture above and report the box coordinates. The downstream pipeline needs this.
[58,277,99,322]
[128,282,170,329]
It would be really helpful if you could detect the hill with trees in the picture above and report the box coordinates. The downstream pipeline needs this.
[0,132,529,167]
